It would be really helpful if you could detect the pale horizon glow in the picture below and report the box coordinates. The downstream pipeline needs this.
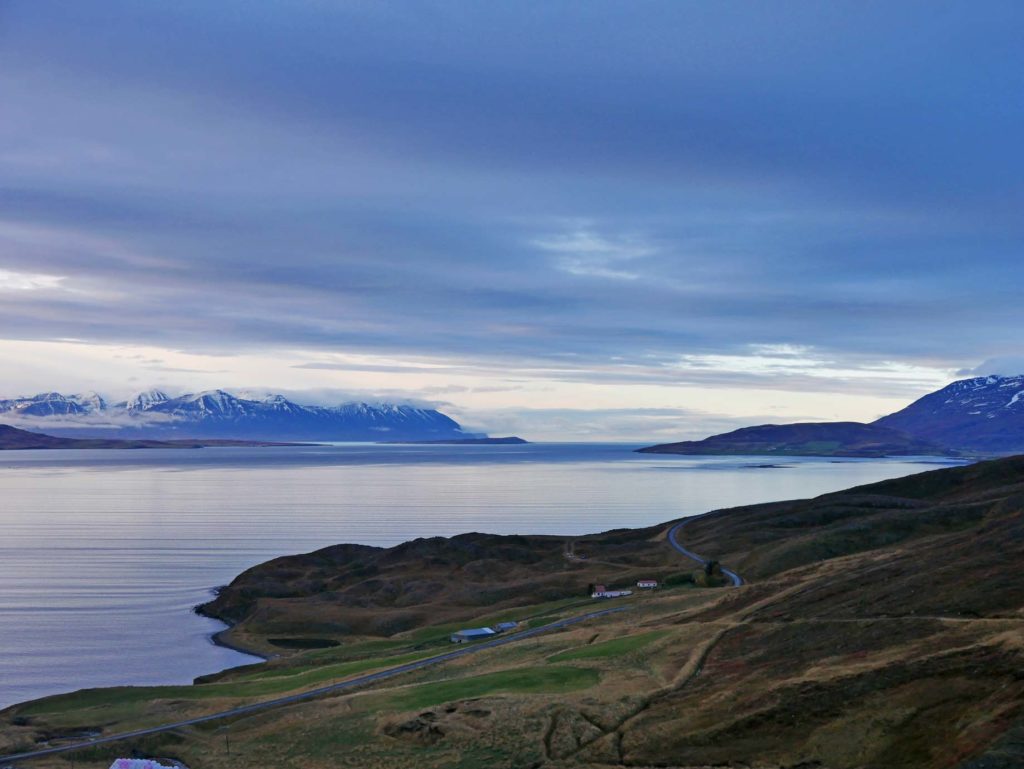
[0,338,963,441]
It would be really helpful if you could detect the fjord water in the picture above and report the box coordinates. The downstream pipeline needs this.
[0,443,961,709]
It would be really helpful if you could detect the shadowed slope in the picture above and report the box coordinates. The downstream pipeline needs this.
[638,421,948,457]
[605,456,1024,769]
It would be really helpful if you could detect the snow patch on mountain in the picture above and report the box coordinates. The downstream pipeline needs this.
[124,389,170,413]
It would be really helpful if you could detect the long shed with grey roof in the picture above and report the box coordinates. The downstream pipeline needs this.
[449,627,497,643]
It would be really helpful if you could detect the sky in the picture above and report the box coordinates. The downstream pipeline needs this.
[1,1,1023,440]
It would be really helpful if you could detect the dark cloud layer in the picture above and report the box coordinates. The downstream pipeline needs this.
[1,1,1022,386]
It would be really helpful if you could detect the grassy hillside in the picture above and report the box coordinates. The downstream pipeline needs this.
[197,528,688,654]
[4,456,1024,768]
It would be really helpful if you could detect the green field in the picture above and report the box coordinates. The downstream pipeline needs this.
[369,666,600,712]
[398,596,592,643]
[18,648,443,718]
[548,630,669,661]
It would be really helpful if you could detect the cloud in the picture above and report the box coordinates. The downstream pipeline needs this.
[0,269,65,292]
[463,406,791,443]
[0,410,181,432]
[958,357,1024,377]
[533,227,655,281]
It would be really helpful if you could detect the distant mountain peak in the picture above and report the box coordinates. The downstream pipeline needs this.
[188,389,234,402]
[125,389,170,413]
[874,374,1024,452]
[0,388,479,442]
[636,374,1024,458]
[73,391,106,412]
[2,391,104,417]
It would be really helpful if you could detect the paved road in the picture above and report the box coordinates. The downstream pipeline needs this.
[0,606,628,765]
[668,516,744,587]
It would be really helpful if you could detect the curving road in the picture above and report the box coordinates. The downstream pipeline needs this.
[668,515,744,587]
[0,606,628,765]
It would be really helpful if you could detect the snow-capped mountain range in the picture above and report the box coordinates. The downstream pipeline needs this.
[874,374,1024,452]
[0,390,478,442]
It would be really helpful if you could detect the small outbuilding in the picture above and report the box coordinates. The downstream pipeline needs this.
[637,579,658,589]
[450,627,497,644]
[494,621,519,632]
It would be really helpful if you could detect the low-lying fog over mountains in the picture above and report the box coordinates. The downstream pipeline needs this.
[0,390,476,442]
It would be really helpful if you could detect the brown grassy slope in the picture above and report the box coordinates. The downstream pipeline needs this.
[199,527,687,647]
[680,456,1024,604]
[579,456,1024,769]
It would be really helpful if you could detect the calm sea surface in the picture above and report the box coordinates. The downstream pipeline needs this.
[0,443,963,709]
